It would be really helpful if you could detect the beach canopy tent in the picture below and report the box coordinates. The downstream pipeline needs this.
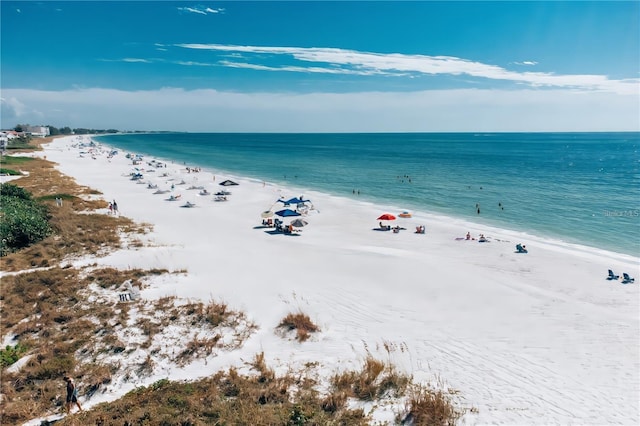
[277,197,311,205]
[290,218,309,228]
[377,213,396,221]
[219,179,239,186]
[275,209,301,217]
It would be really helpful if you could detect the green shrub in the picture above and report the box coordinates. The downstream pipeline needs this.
[0,168,21,176]
[0,155,34,166]
[0,343,28,367]
[0,183,32,200]
[0,185,52,255]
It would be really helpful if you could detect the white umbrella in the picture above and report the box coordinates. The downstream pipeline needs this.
[261,210,274,218]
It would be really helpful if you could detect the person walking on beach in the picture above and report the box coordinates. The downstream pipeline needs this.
[112,200,118,215]
[63,376,82,414]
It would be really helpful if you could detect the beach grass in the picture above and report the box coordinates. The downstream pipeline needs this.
[50,360,371,426]
[331,355,411,401]
[0,265,259,424]
[399,384,461,425]
[277,311,320,342]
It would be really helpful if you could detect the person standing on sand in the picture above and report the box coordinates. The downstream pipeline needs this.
[63,376,82,414]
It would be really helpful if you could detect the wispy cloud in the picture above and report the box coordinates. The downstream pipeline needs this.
[98,58,153,64]
[177,6,225,16]
[174,61,217,67]
[514,61,538,66]
[122,58,152,63]
[175,44,639,95]
[219,60,387,76]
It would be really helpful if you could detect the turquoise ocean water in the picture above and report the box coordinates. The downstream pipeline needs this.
[96,133,639,257]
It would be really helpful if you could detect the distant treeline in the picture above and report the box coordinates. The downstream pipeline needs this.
[12,124,120,135]
[11,124,157,135]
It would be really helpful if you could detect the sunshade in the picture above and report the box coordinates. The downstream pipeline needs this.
[261,210,274,218]
[219,179,239,186]
[278,197,311,205]
[275,209,301,217]
[377,213,396,221]
[290,218,309,228]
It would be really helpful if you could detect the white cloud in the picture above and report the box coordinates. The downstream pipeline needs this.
[122,58,152,63]
[514,61,538,66]
[178,7,206,15]
[2,87,637,133]
[174,61,217,67]
[0,96,43,127]
[98,58,153,63]
[177,6,224,15]
[176,44,639,95]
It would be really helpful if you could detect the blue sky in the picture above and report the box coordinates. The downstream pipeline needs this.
[1,1,639,132]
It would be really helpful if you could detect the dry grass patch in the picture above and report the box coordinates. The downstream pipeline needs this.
[51,353,369,426]
[399,384,462,425]
[0,266,189,425]
[331,355,410,401]
[277,311,320,342]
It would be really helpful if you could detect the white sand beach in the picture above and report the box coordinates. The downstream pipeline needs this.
[26,135,640,424]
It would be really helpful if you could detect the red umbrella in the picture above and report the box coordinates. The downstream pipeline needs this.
[377,213,396,221]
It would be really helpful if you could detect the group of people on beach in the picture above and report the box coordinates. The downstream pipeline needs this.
[464,232,488,243]
[108,200,118,215]
[465,232,487,241]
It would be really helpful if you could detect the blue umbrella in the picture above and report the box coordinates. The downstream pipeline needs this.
[275,209,301,217]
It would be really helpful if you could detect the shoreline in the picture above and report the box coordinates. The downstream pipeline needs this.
[18,135,640,424]
[94,132,640,258]
[96,134,640,262]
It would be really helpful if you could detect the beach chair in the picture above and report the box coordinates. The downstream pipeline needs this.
[622,273,635,284]
[607,269,619,280]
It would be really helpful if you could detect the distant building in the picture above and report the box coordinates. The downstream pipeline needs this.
[25,126,50,137]
[1,130,26,151]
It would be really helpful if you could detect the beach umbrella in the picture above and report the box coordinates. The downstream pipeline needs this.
[261,210,274,218]
[275,209,301,217]
[377,213,396,221]
[290,218,309,228]
[219,179,239,186]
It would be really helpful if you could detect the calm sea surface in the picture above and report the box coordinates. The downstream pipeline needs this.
[96,133,640,256]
